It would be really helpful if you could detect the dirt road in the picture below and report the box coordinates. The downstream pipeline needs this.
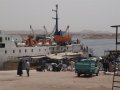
[0,70,119,90]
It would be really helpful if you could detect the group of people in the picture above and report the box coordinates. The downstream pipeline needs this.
[17,60,30,77]
[101,55,120,74]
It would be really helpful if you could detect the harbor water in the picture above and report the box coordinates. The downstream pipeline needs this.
[81,39,120,56]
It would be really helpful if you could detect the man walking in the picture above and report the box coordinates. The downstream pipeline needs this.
[25,60,30,77]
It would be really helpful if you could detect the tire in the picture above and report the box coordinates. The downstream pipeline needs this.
[96,70,99,76]
[96,73,98,76]
[89,73,92,76]
[77,73,80,77]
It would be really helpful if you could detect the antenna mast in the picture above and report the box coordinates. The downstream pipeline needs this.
[52,4,59,35]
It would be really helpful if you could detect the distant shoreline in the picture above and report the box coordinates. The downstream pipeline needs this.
[2,30,119,39]
[72,33,118,39]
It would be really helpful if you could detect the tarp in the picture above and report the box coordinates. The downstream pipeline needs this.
[46,52,83,60]
[46,54,64,60]
[31,56,46,59]
[36,35,50,39]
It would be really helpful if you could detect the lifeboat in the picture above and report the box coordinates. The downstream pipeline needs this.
[37,42,43,46]
[43,39,51,46]
[25,35,37,47]
[63,35,71,42]
[36,35,51,46]
[37,39,44,43]
[54,35,71,44]
[44,42,50,46]
[17,43,26,47]
[25,39,37,47]
[51,41,57,46]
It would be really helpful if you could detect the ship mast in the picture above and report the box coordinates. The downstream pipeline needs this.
[52,4,59,35]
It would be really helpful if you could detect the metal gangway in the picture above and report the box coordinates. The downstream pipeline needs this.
[111,25,120,90]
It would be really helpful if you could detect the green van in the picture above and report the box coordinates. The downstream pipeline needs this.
[75,59,99,77]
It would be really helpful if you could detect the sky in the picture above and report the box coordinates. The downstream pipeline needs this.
[0,0,120,33]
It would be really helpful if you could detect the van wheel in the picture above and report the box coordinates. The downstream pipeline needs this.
[96,73,98,76]
[77,73,80,77]
[96,70,99,76]
[89,73,92,76]
[96,71,99,76]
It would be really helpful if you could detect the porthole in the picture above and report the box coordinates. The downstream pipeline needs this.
[19,49,21,53]
[13,50,15,53]
[5,50,7,54]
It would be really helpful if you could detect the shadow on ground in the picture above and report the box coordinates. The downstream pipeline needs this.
[74,74,97,78]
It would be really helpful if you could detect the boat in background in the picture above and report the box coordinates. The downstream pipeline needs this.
[0,5,93,69]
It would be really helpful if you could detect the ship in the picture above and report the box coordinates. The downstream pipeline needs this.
[0,5,93,69]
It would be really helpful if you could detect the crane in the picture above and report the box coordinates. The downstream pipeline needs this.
[30,25,34,37]
[63,25,69,35]
[43,26,48,35]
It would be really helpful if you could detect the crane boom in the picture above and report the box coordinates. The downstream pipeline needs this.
[43,26,48,35]
[30,25,34,37]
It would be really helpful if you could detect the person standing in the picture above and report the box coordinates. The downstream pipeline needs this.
[70,60,75,71]
[103,58,109,74]
[25,60,30,77]
[17,60,23,76]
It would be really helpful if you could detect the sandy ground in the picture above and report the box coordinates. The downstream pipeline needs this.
[0,70,119,90]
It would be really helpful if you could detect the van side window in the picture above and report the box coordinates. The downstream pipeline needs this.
[0,37,2,42]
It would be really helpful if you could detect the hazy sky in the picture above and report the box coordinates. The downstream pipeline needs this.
[0,0,120,33]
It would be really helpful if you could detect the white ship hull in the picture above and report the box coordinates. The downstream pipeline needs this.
[0,32,89,69]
